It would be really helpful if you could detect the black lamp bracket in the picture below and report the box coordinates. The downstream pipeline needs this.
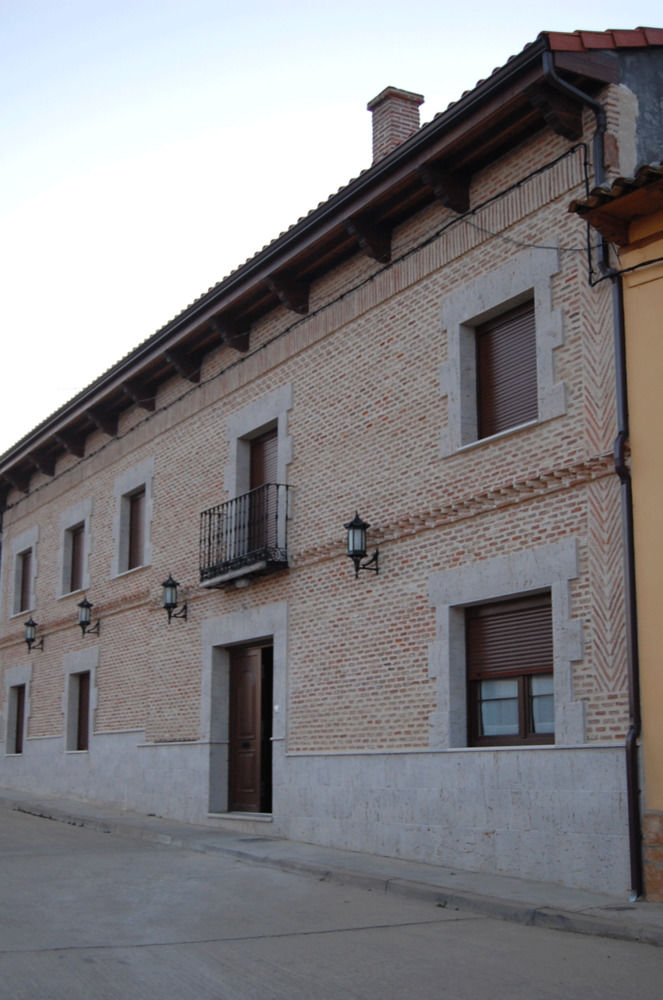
[166,602,188,624]
[351,550,379,578]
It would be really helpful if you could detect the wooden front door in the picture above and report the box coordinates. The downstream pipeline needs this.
[228,645,272,812]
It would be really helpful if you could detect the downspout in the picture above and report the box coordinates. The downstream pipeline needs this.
[541,51,606,187]
[542,50,644,899]
[609,272,643,900]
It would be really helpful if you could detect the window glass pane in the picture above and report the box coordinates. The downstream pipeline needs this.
[531,674,554,734]
[480,678,518,735]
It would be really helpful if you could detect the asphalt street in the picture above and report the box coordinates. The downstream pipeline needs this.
[1,808,663,999]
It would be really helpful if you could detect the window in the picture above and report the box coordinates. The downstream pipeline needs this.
[200,386,292,585]
[467,594,554,746]
[111,458,153,577]
[439,247,565,456]
[16,549,32,613]
[476,301,537,438]
[63,649,97,752]
[7,684,26,754]
[428,538,584,748]
[66,523,85,593]
[67,671,90,751]
[58,500,92,598]
[127,488,146,570]
[247,427,278,553]
[9,528,38,617]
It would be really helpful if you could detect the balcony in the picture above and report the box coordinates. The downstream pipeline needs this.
[200,483,290,586]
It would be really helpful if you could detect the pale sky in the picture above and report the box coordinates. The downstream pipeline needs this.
[2,1,662,456]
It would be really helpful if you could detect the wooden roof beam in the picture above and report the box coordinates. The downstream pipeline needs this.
[266,273,309,315]
[30,452,56,477]
[524,82,584,140]
[54,430,86,458]
[123,379,156,412]
[86,408,118,437]
[210,317,250,353]
[164,347,202,383]
[345,215,392,263]
[1,468,32,494]
[572,206,629,245]
[418,163,470,214]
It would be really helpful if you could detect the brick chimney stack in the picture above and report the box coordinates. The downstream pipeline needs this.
[367,86,424,164]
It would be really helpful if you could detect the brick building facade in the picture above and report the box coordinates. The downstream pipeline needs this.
[2,29,663,895]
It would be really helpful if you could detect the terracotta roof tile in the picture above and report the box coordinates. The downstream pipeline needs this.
[543,27,663,51]
[570,162,663,214]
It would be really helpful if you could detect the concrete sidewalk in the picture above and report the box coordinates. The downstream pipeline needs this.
[2,786,662,948]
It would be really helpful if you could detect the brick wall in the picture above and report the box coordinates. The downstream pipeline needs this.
[0,93,627,775]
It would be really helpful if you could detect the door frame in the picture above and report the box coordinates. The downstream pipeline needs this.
[202,601,287,816]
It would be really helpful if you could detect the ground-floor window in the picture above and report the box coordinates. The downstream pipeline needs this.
[467,593,553,746]
[6,684,26,754]
[67,670,90,751]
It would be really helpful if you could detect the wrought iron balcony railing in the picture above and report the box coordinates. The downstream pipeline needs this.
[200,483,290,585]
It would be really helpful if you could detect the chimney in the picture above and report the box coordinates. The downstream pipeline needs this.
[367,86,424,164]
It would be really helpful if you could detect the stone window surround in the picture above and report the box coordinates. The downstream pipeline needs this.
[62,647,99,752]
[439,246,566,455]
[8,525,39,618]
[57,498,93,598]
[3,662,32,755]
[428,537,585,748]
[110,457,154,578]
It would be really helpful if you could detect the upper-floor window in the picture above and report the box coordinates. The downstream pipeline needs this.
[476,301,537,439]
[67,523,85,593]
[16,549,32,614]
[9,525,39,615]
[7,526,38,617]
[58,499,92,598]
[200,386,292,586]
[127,487,146,571]
[111,458,154,577]
[439,247,566,455]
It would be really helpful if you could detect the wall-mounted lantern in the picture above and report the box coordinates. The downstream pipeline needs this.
[77,598,101,637]
[162,575,188,623]
[24,617,44,652]
[344,512,379,579]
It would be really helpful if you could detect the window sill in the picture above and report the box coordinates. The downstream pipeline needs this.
[456,418,538,453]
[8,609,34,621]
[208,811,273,822]
[58,588,84,600]
[111,564,149,580]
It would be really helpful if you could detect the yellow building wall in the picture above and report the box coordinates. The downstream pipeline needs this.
[622,214,663,810]
[621,209,663,899]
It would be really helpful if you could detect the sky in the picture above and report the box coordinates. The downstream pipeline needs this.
[1,0,662,456]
